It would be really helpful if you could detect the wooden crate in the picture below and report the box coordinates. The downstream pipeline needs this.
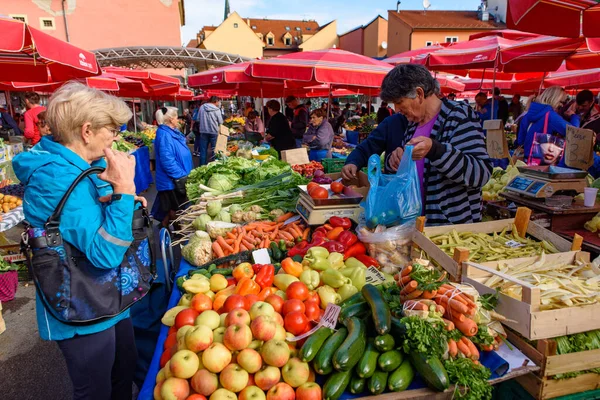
[412,207,580,280]
[516,371,600,399]
[463,251,600,340]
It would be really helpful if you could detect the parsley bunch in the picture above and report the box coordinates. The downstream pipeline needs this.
[444,358,492,400]
[410,264,446,292]
[479,290,499,311]
[401,316,447,358]
[471,325,495,347]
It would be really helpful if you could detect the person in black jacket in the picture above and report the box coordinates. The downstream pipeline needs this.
[285,96,308,148]
[265,100,296,154]
[495,87,509,124]
[376,102,393,124]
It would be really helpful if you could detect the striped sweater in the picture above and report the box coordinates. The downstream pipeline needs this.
[386,99,492,226]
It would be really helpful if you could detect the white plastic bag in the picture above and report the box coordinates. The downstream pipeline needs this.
[357,221,414,275]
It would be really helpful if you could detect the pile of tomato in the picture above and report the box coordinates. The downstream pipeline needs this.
[307,181,346,200]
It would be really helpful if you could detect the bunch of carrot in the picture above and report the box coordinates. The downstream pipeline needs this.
[211,217,310,258]
[433,284,479,337]
[448,336,481,363]
[396,265,440,301]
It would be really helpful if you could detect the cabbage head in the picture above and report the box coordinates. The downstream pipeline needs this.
[206,200,222,217]
[208,174,235,192]
[192,214,212,231]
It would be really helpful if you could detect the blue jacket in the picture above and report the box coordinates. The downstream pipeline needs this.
[155,124,193,191]
[516,102,580,158]
[0,111,22,135]
[12,136,135,341]
[477,99,499,122]
[198,102,223,135]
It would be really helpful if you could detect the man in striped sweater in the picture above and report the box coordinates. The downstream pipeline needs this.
[343,64,492,226]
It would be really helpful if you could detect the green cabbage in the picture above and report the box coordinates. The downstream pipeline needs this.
[206,200,222,217]
[192,214,212,231]
[214,210,231,223]
[208,174,235,192]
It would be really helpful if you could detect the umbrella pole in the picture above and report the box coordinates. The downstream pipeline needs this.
[538,72,547,95]
[327,84,332,120]
[132,100,137,132]
[492,64,497,119]
[260,82,265,127]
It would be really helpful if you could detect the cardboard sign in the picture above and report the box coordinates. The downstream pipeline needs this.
[219,124,230,137]
[281,148,309,166]
[484,120,509,159]
[565,125,595,170]
[214,134,228,154]
[252,248,271,265]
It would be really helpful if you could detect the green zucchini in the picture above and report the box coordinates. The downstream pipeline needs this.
[323,369,352,400]
[349,374,366,394]
[362,284,391,335]
[299,327,333,362]
[388,359,414,392]
[279,239,287,252]
[408,352,449,392]
[292,255,303,263]
[269,242,282,261]
[390,316,407,339]
[378,350,403,372]
[356,339,380,379]
[374,334,396,352]
[212,268,233,276]
[339,301,369,321]
[339,292,365,308]
[333,317,366,371]
[368,370,388,395]
[313,327,348,375]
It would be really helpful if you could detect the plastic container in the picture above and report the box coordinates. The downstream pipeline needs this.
[346,130,359,145]
[322,158,346,173]
[584,188,599,207]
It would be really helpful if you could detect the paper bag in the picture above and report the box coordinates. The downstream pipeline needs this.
[484,120,509,159]
[565,125,594,170]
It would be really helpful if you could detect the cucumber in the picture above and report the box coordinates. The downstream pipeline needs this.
[390,316,407,339]
[408,352,449,392]
[362,284,391,335]
[349,374,366,394]
[299,327,333,362]
[388,359,414,392]
[313,327,348,375]
[374,334,396,352]
[270,242,282,261]
[339,292,365,308]
[378,350,403,372]
[368,370,388,395]
[323,369,352,400]
[339,301,369,321]
[333,317,366,371]
[212,268,233,276]
[356,339,380,379]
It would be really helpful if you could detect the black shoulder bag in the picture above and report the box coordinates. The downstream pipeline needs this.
[21,167,156,325]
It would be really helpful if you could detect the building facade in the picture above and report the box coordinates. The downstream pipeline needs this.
[338,16,388,58]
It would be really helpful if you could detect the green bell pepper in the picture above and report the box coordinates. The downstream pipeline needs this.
[317,285,342,308]
[320,269,352,289]
[273,274,299,291]
[299,269,320,291]
[344,257,368,270]
[338,284,359,301]
[328,252,345,270]
[304,246,331,271]
[340,265,366,290]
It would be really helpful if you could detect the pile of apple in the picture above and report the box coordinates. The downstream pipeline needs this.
[155,282,322,400]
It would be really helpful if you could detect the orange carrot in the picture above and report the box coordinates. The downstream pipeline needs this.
[276,212,295,223]
[212,241,225,258]
[442,318,455,331]
[233,233,243,254]
[279,231,294,241]
[456,339,471,358]
[448,339,458,358]
[262,225,277,232]
[421,290,437,299]
[226,231,236,240]
[401,290,423,301]
[400,280,418,295]
[264,238,271,248]
[217,236,234,253]
[302,228,310,240]
[446,298,469,314]
[480,344,494,352]
[240,244,248,252]
[462,337,479,360]
[436,305,446,315]
[453,317,478,337]
[400,275,412,286]
[241,239,255,250]
[444,292,469,306]
[404,300,428,311]
[473,361,481,366]
[400,265,413,277]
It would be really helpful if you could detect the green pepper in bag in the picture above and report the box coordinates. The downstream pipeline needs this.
[299,269,320,291]
[304,247,331,271]
[328,252,345,270]
[320,269,352,288]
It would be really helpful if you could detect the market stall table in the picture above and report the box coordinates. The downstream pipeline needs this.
[132,146,153,194]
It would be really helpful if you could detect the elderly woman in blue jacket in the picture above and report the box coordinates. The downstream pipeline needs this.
[13,82,142,400]
[154,106,193,226]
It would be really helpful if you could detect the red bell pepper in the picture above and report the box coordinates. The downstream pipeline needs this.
[326,227,345,241]
[227,277,237,287]
[354,253,379,268]
[309,236,327,248]
[343,242,367,260]
[338,231,358,248]
[312,230,327,240]
[329,216,352,230]
[322,240,346,254]
[254,264,275,289]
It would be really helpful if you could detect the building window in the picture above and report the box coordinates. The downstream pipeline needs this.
[296,27,301,31]
[285,26,290,31]
[267,37,274,46]
[425,41,433,46]
[10,14,27,23]
[445,36,458,43]
[285,37,292,46]
[252,25,257,29]
[306,27,311,31]
[234,23,238,28]
[40,18,55,30]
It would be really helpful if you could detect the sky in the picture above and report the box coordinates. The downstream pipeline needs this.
[181,0,483,44]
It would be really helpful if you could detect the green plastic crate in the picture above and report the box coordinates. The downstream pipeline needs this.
[322,158,346,173]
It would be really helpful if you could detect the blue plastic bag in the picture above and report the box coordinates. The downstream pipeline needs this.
[364,145,421,228]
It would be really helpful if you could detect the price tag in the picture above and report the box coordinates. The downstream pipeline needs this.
[505,240,523,249]
[283,215,301,226]
[365,266,386,285]
[251,149,260,156]
[286,303,341,342]
[252,248,271,265]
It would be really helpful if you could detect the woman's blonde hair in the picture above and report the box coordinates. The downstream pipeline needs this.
[46,81,131,144]
[537,86,566,111]
[156,106,178,125]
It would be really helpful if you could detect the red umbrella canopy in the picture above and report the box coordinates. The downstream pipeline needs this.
[512,67,600,93]
[246,49,392,88]
[154,88,195,101]
[188,62,255,87]
[469,29,540,41]
[103,66,180,95]
[0,17,100,82]
[507,0,600,38]
[384,45,446,65]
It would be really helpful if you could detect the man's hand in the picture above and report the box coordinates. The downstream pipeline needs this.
[341,164,357,181]
[407,136,433,160]
[98,195,147,208]
[388,147,404,171]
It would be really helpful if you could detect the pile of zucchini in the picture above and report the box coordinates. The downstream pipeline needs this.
[298,283,450,400]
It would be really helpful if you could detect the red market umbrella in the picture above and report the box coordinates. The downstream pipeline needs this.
[384,45,447,65]
[507,0,600,38]
[512,67,600,93]
[0,17,100,82]
[188,63,256,87]
[469,29,540,41]
[103,66,180,96]
[245,49,392,89]
[154,88,194,101]
[458,78,515,92]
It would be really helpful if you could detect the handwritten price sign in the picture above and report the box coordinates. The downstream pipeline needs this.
[365,266,386,285]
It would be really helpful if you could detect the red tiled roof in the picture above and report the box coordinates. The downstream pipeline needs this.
[186,39,198,48]
[247,18,320,49]
[390,10,504,30]
[203,26,217,31]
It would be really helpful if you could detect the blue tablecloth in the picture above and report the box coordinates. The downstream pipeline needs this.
[133,146,153,195]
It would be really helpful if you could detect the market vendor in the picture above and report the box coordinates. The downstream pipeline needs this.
[342,64,492,225]
[304,108,334,162]
[265,100,296,153]
[244,111,265,136]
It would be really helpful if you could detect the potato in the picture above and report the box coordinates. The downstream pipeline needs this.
[16,199,22,206]
[4,195,13,203]
[160,306,188,327]
[2,204,9,213]
[9,203,16,210]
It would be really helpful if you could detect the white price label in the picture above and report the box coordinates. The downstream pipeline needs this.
[252,248,271,265]
[252,149,260,156]
[365,266,386,285]
[286,303,341,342]
[505,240,523,249]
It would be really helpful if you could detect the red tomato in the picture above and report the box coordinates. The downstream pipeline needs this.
[174,308,199,329]
[190,293,213,313]
[222,294,247,312]
[305,291,320,305]
[331,181,345,194]
[284,311,309,336]
[167,325,177,336]
[186,395,207,400]
[265,294,285,314]
[317,309,324,323]
[159,348,171,368]
[304,301,321,321]
[286,281,309,301]
[307,182,319,192]
[310,187,329,200]
[244,294,260,309]
[163,332,177,350]
[282,299,305,316]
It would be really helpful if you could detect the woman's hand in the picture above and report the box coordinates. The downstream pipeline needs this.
[389,147,404,171]
[407,136,433,160]
[98,148,136,195]
[341,164,357,181]
[99,194,148,208]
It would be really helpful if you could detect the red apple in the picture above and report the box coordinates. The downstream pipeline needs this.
[170,350,200,379]
[175,309,200,329]
[190,369,219,397]
[295,382,321,400]
[237,348,263,373]
[154,381,164,400]
[249,301,275,320]
[239,386,266,400]
[185,325,213,352]
[219,363,249,393]
[273,324,287,341]
[202,342,232,373]
[250,315,277,341]
[267,382,295,400]
[254,366,281,391]
[161,377,190,400]
[264,295,284,314]
[225,308,251,326]
[186,395,208,400]
[224,323,253,351]
[281,358,310,388]
[209,388,237,400]
[271,312,284,327]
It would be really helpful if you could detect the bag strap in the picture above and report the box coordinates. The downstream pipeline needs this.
[543,112,550,134]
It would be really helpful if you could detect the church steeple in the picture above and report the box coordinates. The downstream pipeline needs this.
[224,0,230,21]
